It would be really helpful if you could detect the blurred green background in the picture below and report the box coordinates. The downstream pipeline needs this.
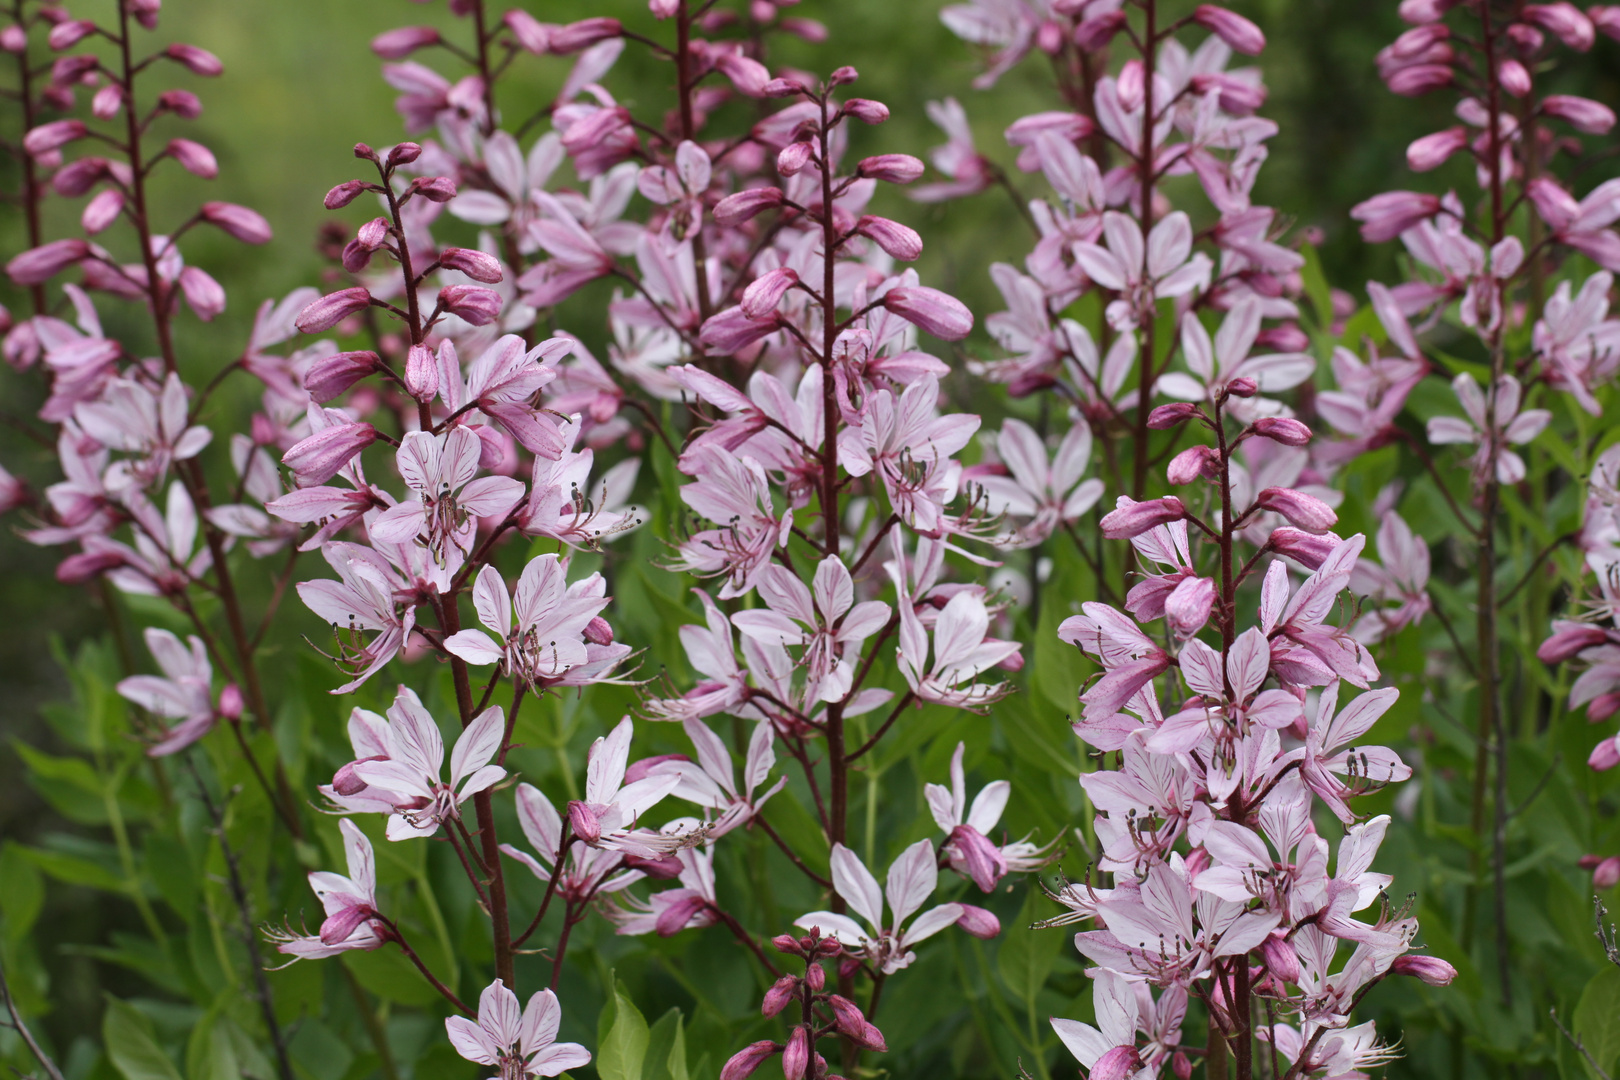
[5,0,1620,1075]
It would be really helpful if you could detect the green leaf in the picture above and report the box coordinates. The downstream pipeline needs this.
[20,845,126,891]
[997,887,1063,1008]
[185,1011,239,1080]
[103,997,183,1080]
[342,947,443,1007]
[1572,966,1620,1079]
[644,1008,688,1080]
[1298,243,1333,332]
[596,980,650,1080]
[0,842,43,940]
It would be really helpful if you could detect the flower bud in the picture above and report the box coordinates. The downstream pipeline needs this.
[1538,622,1609,664]
[772,934,805,956]
[1165,576,1215,637]
[386,142,423,169]
[551,17,621,54]
[1192,4,1265,54]
[166,42,223,76]
[0,25,26,53]
[157,89,202,119]
[50,54,99,86]
[438,284,503,326]
[23,119,86,156]
[1074,11,1128,50]
[325,180,367,209]
[1592,854,1620,888]
[584,617,614,645]
[714,186,784,226]
[1255,487,1337,532]
[805,961,824,990]
[332,757,383,796]
[81,188,124,234]
[47,19,95,50]
[179,266,226,321]
[1391,954,1458,986]
[405,345,438,402]
[281,421,377,486]
[1407,126,1469,171]
[354,142,379,161]
[1258,931,1301,984]
[621,852,684,879]
[829,65,858,85]
[296,287,373,334]
[86,84,120,120]
[882,286,973,340]
[6,238,89,285]
[1266,527,1340,570]
[130,0,161,30]
[57,549,126,585]
[439,246,504,284]
[857,153,924,184]
[504,10,550,54]
[1523,2,1596,50]
[168,137,218,178]
[1496,58,1531,97]
[741,268,799,320]
[700,306,781,353]
[1399,0,1460,22]
[720,1042,779,1080]
[1226,376,1259,397]
[817,936,843,956]
[762,77,806,97]
[843,98,889,124]
[53,157,109,196]
[777,141,814,176]
[1595,5,1620,42]
[782,1027,810,1080]
[217,684,244,721]
[1148,402,1201,429]
[761,976,798,1017]
[201,201,273,244]
[856,216,923,261]
[342,240,375,274]
[1166,445,1219,485]
[955,903,1001,939]
[1252,417,1312,446]
[372,26,441,59]
[1173,1051,1194,1080]
[1386,63,1453,96]
[1257,324,1310,352]
[1100,496,1187,539]
[409,175,459,202]
[1590,736,1620,771]
[1091,1045,1144,1080]
[566,800,602,844]
[1543,94,1617,134]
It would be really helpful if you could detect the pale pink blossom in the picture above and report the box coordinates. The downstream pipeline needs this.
[975,420,1105,547]
[271,820,388,960]
[369,427,525,564]
[116,628,222,756]
[1073,211,1213,331]
[796,841,964,974]
[442,556,610,683]
[1426,373,1550,485]
[445,981,591,1079]
[350,688,506,841]
[730,556,891,703]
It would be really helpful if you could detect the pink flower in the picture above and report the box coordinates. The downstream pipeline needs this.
[7,239,89,285]
[1527,178,1620,270]
[880,286,973,340]
[281,414,377,488]
[1192,5,1265,55]
[349,688,506,841]
[1284,681,1408,823]
[1350,513,1431,643]
[116,628,220,757]
[1426,373,1550,485]
[369,427,525,564]
[1349,191,1441,243]
[1156,299,1315,416]
[644,591,753,722]
[565,717,688,858]
[652,718,785,839]
[296,542,418,693]
[731,556,891,703]
[1059,602,1173,719]
[895,582,1019,710]
[270,820,388,959]
[926,742,1051,891]
[796,842,964,974]
[1073,211,1212,331]
[75,373,212,492]
[842,376,979,537]
[445,981,591,1079]
[910,99,993,201]
[975,420,1105,547]
[1051,972,1163,1080]
[442,555,609,682]
[672,446,791,599]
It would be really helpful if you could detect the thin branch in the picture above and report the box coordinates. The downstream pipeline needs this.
[1552,1008,1613,1080]
[0,955,65,1080]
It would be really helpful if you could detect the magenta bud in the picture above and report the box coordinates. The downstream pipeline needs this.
[439,284,503,326]
[741,268,798,320]
[857,153,925,183]
[762,77,806,97]
[1091,1045,1144,1080]
[881,285,973,340]
[409,176,458,202]
[296,288,373,334]
[168,137,218,179]
[87,84,120,120]
[1407,126,1469,172]
[325,181,366,209]
[805,961,825,990]
[201,201,273,244]
[1258,932,1301,984]
[1267,527,1340,570]
[622,853,684,879]
[1099,496,1187,539]
[998,649,1024,672]
[1255,487,1337,532]
[856,215,923,261]
[1497,58,1531,97]
[700,306,781,353]
[782,1027,810,1080]
[714,186,784,226]
[828,65,858,85]
[0,25,26,53]
[356,218,391,249]
[1252,417,1312,446]
[340,239,372,274]
[404,345,438,402]
[1543,94,1617,134]
[130,0,160,30]
[955,903,1001,939]
[166,42,223,76]
[1523,2,1596,50]
[282,421,377,486]
[1148,402,1201,429]
[386,142,423,170]
[333,756,385,796]
[551,17,622,53]
[47,19,95,50]
[1350,190,1442,242]
[303,350,380,402]
[1593,854,1620,888]
[217,683,243,720]
[1538,622,1609,664]
[57,549,126,585]
[772,934,805,956]
[50,54,98,86]
[353,142,378,161]
[372,25,441,59]
[1173,1051,1194,1080]
[1166,445,1219,485]
[1226,376,1259,397]
[777,141,814,176]
[720,1041,780,1080]
[1074,10,1128,49]
[1391,954,1458,986]
[566,801,601,844]
[179,266,226,321]
[1165,576,1215,637]
[1192,4,1265,54]
[81,188,124,234]
[504,10,550,53]
[440,246,504,284]
[826,996,884,1049]
[6,238,89,285]
[23,119,86,156]
[52,157,109,196]
[584,616,614,645]
[843,98,889,124]
[817,937,843,956]
[1590,738,1620,771]
[157,89,202,119]
[761,976,798,1017]
[1256,324,1309,351]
